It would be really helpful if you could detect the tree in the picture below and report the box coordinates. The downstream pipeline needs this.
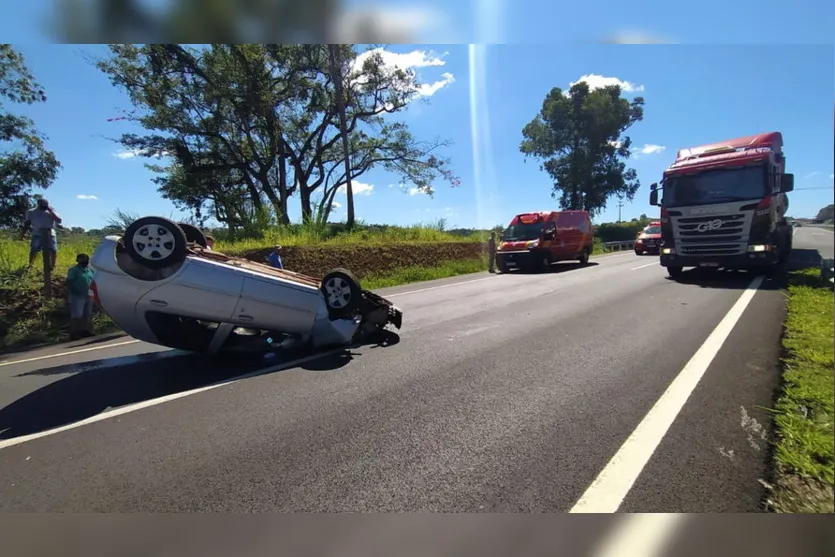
[0,45,61,230]
[95,44,458,235]
[519,81,644,217]
[816,204,834,223]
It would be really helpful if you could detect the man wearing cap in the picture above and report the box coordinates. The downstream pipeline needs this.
[23,198,62,271]
[66,252,95,339]
[267,245,284,269]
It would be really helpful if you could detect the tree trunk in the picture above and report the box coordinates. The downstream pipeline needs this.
[300,184,313,223]
[276,154,290,225]
[329,44,355,228]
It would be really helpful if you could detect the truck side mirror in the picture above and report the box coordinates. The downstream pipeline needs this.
[781,173,794,193]
[649,183,659,206]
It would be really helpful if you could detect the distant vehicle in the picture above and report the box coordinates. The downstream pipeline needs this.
[90,216,402,354]
[649,131,794,279]
[496,210,594,273]
[635,221,662,255]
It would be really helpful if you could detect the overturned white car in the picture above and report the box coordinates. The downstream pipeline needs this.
[90,216,403,354]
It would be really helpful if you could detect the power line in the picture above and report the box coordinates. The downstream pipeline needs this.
[793,186,834,191]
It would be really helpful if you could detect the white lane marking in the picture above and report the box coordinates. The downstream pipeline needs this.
[0,339,140,368]
[569,274,765,513]
[592,514,688,557]
[630,262,657,271]
[0,347,343,450]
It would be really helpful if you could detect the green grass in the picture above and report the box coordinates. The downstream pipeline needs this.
[361,257,488,290]
[769,267,834,513]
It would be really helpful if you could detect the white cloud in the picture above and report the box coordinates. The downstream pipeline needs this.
[350,47,455,106]
[609,140,622,149]
[335,4,458,43]
[337,180,374,196]
[600,30,676,44]
[113,149,140,159]
[640,144,666,155]
[113,148,170,160]
[330,201,342,211]
[76,194,98,200]
[804,171,821,179]
[568,74,645,94]
[408,186,428,196]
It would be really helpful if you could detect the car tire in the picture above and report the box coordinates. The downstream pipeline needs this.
[578,249,590,265]
[321,268,363,318]
[497,261,509,274]
[540,253,552,272]
[178,222,208,248]
[634,249,644,256]
[667,266,683,279]
[123,216,188,270]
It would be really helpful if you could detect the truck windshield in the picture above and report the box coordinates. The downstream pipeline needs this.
[663,165,767,208]
[502,222,543,241]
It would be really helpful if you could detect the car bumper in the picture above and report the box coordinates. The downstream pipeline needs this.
[660,251,778,269]
[496,249,542,269]
[636,243,660,253]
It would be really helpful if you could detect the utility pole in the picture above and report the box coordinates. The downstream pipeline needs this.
[328,44,355,228]
[617,195,624,223]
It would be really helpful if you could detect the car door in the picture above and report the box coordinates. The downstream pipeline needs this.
[231,274,322,336]
[137,258,244,322]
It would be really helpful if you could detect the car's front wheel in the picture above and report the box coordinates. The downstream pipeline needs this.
[123,216,188,270]
[321,268,363,318]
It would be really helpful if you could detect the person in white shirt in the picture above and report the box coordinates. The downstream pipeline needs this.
[23,198,62,271]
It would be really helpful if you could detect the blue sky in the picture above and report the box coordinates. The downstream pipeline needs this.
[6,43,834,230]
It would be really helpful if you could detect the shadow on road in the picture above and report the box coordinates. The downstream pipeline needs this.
[505,261,600,275]
[0,331,400,441]
[662,248,825,291]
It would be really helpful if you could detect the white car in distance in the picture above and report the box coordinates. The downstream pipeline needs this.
[90,216,403,354]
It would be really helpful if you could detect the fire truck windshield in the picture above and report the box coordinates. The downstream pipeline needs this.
[502,222,543,241]
[662,165,768,208]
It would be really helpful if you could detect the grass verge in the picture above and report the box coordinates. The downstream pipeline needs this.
[768,267,834,513]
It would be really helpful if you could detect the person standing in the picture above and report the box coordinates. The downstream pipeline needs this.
[267,245,284,269]
[488,231,497,273]
[66,253,95,340]
[23,198,62,271]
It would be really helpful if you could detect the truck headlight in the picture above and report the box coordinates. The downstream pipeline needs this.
[662,247,675,255]
[747,245,770,252]
[526,240,539,249]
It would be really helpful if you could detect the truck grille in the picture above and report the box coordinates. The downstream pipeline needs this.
[672,212,752,256]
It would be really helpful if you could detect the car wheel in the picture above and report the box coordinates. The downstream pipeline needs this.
[497,262,509,274]
[634,249,643,256]
[123,216,188,270]
[578,249,590,265]
[540,254,552,272]
[321,268,363,318]
[178,222,208,248]
[667,266,683,279]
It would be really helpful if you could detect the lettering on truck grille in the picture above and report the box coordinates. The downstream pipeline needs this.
[672,212,752,256]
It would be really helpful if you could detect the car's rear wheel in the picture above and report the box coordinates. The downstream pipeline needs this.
[322,268,363,318]
[178,222,208,248]
[124,216,188,270]
[578,249,590,265]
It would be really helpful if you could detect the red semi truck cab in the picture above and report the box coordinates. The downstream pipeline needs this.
[496,210,594,273]
[649,131,795,279]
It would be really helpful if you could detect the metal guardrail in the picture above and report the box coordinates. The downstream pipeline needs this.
[602,240,636,251]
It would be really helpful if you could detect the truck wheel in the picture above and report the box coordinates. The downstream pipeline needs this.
[321,268,362,318]
[667,266,683,279]
[178,222,208,248]
[124,216,188,270]
[578,249,590,265]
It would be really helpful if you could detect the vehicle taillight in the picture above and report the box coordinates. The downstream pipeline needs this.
[756,196,772,210]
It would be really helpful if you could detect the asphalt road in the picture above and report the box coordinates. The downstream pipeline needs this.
[0,228,832,517]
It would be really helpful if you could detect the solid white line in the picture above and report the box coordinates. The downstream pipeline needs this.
[0,339,140,368]
[0,347,343,450]
[569,274,765,513]
[630,262,657,271]
[592,514,688,557]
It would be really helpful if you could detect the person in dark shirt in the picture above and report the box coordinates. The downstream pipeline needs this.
[66,253,95,339]
[267,245,283,269]
[488,231,497,273]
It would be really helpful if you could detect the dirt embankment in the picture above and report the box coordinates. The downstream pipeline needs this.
[238,242,485,279]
